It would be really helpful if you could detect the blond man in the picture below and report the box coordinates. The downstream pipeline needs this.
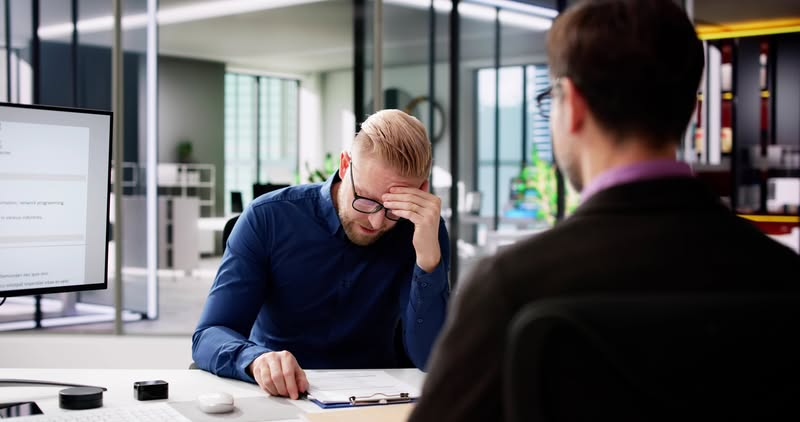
[193,109,450,399]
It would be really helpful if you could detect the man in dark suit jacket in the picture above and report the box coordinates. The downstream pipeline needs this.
[409,1,800,421]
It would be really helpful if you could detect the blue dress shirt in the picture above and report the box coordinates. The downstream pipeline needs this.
[192,172,450,383]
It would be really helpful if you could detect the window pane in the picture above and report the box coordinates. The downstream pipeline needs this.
[477,68,497,162]
[498,67,523,161]
[225,73,299,214]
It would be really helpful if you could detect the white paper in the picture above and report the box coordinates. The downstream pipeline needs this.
[306,371,420,404]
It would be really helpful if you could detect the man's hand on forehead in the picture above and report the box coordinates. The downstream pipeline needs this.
[382,185,442,272]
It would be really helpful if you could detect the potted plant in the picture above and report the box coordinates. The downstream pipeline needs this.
[177,139,193,163]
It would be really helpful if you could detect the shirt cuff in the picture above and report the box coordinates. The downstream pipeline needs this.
[412,259,447,298]
[238,345,273,382]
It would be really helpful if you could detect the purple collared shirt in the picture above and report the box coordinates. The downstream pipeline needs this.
[581,159,694,202]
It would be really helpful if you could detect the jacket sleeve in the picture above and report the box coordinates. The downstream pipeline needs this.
[408,255,513,422]
[191,206,273,383]
[401,218,451,370]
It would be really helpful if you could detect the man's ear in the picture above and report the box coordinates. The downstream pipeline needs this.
[338,151,350,180]
[420,179,430,193]
[562,78,587,134]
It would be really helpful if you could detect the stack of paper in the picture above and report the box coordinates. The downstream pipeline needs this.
[306,371,420,409]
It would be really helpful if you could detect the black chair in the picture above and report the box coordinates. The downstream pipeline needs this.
[253,183,289,200]
[504,294,800,422]
[221,215,239,254]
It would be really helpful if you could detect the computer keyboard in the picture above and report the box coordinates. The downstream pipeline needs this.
[9,402,191,421]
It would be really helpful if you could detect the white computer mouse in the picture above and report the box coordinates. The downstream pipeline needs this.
[197,392,235,414]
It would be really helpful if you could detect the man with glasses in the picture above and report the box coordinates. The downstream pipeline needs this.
[193,109,449,400]
[410,0,800,421]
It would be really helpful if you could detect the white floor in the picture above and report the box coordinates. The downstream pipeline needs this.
[0,256,221,336]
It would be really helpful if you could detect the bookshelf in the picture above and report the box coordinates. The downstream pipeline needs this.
[688,33,799,217]
[157,163,216,218]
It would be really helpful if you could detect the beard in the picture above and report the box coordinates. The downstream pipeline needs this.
[337,192,389,246]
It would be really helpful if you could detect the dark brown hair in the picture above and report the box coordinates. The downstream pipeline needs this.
[547,0,704,146]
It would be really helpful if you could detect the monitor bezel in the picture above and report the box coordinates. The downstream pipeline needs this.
[0,102,113,298]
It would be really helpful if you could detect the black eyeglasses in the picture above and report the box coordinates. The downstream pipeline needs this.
[535,85,552,120]
[349,162,401,221]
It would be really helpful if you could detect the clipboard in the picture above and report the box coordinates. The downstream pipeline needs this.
[309,392,416,409]
[305,371,420,409]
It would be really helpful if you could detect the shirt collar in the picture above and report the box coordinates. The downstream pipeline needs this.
[319,171,344,236]
[581,159,694,203]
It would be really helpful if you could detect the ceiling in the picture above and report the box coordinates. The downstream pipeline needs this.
[158,1,355,73]
[156,0,547,73]
[22,0,800,74]
[693,0,800,26]
[155,0,800,73]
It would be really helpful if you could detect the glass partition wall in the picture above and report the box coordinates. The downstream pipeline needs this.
[0,0,157,331]
[2,0,567,332]
[364,0,561,285]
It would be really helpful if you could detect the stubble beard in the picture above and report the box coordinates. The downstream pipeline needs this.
[337,190,387,246]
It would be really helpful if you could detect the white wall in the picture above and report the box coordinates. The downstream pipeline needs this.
[158,56,225,216]
[298,72,325,183]
[321,70,353,162]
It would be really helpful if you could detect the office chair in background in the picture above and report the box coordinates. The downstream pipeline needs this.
[253,183,289,200]
[221,215,239,254]
[504,294,800,422]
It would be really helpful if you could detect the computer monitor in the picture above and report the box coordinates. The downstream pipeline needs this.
[0,102,112,298]
[231,191,244,214]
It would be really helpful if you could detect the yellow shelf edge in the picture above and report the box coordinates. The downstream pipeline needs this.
[739,214,800,223]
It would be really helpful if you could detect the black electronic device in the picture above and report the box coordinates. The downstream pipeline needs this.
[0,377,107,412]
[59,387,104,410]
[231,191,244,213]
[134,380,169,401]
[0,401,44,418]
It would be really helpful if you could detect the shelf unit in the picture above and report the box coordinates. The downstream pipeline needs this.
[686,32,800,254]
[689,34,799,213]
[157,163,216,218]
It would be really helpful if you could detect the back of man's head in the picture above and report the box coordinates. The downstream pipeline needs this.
[547,0,704,147]
[354,109,432,180]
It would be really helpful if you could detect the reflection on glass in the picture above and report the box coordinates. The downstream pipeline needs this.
[9,0,33,104]
[39,0,75,107]
[0,2,6,102]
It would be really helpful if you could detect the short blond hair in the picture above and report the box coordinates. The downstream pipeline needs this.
[353,109,432,180]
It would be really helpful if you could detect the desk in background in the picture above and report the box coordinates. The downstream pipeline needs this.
[1,368,425,420]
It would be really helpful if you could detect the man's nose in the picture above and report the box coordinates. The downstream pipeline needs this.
[367,211,385,229]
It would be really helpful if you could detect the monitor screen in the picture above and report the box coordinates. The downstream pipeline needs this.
[0,103,112,298]
[231,191,244,214]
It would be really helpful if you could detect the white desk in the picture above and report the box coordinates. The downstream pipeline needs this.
[1,368,425,420]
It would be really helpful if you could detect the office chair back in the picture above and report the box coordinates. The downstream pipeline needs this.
[253,183,289,200]
[222,215,239,254]
[504,294,800,422]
